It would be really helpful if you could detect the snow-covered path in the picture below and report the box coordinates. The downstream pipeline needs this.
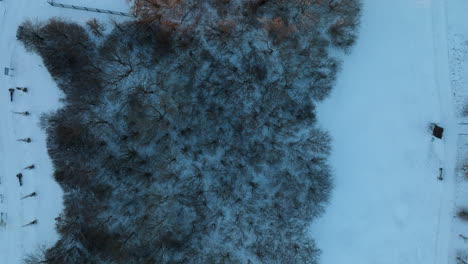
[310,0,458,263]
[0,1,129,263]
[430,0,456,263]
[0,2,63,263]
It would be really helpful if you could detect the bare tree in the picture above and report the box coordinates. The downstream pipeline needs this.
[86,18,106,37]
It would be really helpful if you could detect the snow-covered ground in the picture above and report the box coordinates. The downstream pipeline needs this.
[2,0,467,263]
[446,0,468,261]
[0,1,130,263]
[311,0,466,263]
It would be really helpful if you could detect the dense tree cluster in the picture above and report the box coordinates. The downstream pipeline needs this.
[18,0,360,263]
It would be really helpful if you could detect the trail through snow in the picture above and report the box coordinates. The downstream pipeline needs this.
[430,0,456,263]
[0,1,129,263]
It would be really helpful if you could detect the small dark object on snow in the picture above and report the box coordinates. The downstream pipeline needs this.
[458,210,468,221]
[438,168,443,181]
[16,87,28,93]
[16,173,23,186]
[4,67,13,76]
[24,164,35,170]
[8,88,14,102]
[433,125,444,139]
[22,219,37,227]
[13,111,30,116]
[459,234,468,242]
[17,138,31,143]
[21,192,37,199]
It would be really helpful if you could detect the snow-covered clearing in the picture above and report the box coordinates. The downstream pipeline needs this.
[0,1,129,263]
[1,0,467,263]
[311,0,466,263]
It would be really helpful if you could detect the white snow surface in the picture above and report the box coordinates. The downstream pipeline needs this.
[311,0,467,263]
[0,1,130,264]
[1,0,467,263]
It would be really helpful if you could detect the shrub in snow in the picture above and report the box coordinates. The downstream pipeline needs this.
[458,209,468,221]
[463,163,468,179]
[86,18,106,38]
[457,251,468,264]
[463,104,468,117]
[18,0,360,263]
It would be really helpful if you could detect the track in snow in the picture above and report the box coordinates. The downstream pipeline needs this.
[430,0,457,263]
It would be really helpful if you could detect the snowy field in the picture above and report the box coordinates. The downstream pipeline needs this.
[1,0,467,263]
[311,0,466,263]
[0,1,130,263]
